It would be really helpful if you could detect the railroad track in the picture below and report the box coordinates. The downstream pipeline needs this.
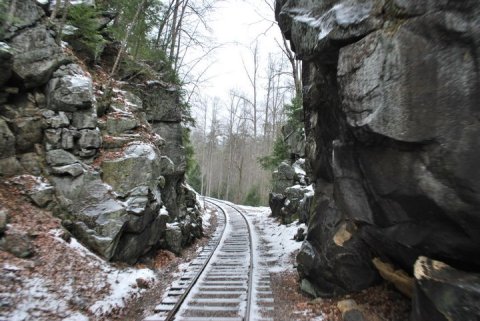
[145,198,274,321]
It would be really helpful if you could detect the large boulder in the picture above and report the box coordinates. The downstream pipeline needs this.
[72,108,97,129]
[272,161,295,194]
[112,207,169,264]
[46,64,94,112]
[165,223,183,254]
[105,113,138,134]
[276,0,480,301]
[297,194,379,297]
[284,185,311,212]
[11,116,43,152]
[269,193,286,218]
[77,129,101,150]
[52,171,129,260]
[10,25,69,88]
[101,143,162,197]
[4,0,44,36]
[46,149,78,166]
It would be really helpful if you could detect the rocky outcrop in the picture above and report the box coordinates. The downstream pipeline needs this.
[268,110,312,224]
[276,0,480,310]
[270,157,313,224]
[0,0,202,264]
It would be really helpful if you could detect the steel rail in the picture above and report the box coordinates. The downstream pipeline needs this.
[206,198,255,321]
[161,200,227,321]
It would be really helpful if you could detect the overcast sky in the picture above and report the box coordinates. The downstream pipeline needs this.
[186,0,288,120]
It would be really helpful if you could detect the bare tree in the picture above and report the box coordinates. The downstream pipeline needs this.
[241,42,260,138]
[277,35,302,99]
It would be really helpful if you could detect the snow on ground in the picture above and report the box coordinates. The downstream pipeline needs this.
[89,267,156,317]
[201,206,214,228]
[5,276,88,321]
[2,227,156,321]
[238,205,306,273]
[50,231,157,317]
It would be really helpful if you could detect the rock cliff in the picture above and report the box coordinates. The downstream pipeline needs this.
[0,0,202,264]
[276,0,480,318]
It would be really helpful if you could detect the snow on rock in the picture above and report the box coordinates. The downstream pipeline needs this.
[293,1,374,40]
[124,143,158,161]
[293,162,306,176]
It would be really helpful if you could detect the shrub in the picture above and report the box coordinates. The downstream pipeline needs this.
[66,4,106,60]
[244,185,262,206]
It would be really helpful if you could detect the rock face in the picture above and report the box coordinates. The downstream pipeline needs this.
[10,25,70,88]
[0,0,202,264]
[276,0,480,304]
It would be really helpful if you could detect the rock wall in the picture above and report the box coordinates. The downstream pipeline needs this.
[0,0,202,264]
[268,120,313,225]
[276,0,480,317]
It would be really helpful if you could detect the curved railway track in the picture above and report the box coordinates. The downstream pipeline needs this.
[145,198,273,321]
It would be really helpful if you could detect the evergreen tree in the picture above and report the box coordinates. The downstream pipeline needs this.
[244,185,262,206]
[258,96,302,170]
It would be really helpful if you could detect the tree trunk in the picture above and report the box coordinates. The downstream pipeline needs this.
[55,0,70,45]
[155,0,174,48]
[110,0,147,77]
[169,0,180,61]
[50,0,61,20]
[173,0,188,72]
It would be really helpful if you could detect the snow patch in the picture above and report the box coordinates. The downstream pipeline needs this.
[124,143,158,161]
[0,42,11,52]
[239,206,305,273]
[89,268,155,317]
[68,237,104,262]
[202,207,213,228]
[48,232,157,318]
[66,74,92,90]
[3,263,23,272]
[4,277,88,321]
[62,312,90,321]
[334,1,372,27]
